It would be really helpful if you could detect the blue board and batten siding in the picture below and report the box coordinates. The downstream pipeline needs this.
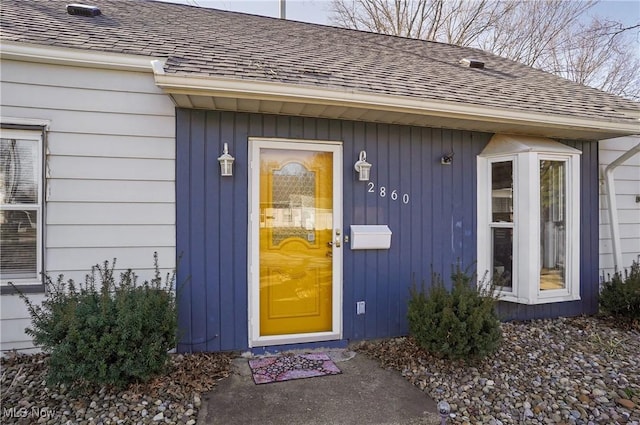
[176,108,600,353]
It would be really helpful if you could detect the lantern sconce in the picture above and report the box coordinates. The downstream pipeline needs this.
[217,142,235,177]
[354,150,372,181]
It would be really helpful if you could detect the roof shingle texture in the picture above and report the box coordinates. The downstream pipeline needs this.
[1,0,639,125]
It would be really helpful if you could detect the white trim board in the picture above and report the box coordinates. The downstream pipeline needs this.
[153,72,640,140]
[1,41,164,72]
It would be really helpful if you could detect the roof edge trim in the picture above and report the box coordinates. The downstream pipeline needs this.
[0,41,165,72]
[153,72,640,137]
[479,134,583,157]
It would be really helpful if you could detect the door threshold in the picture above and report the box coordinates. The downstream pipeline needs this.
[248,339,349,356]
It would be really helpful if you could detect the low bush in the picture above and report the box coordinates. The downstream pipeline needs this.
[14,253,177,390]
[407,265,502,361]
[600,261,640,321]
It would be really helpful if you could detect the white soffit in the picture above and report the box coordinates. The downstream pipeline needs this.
[153,72,639,140]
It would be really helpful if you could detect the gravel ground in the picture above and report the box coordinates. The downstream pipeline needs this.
[357,316,640,425]
[1,316,638,425]
[1,352,232,424]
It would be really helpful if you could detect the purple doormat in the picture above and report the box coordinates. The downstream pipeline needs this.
[248,353,342,384]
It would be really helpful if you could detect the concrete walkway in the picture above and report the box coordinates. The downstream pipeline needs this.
[198,350,441,425]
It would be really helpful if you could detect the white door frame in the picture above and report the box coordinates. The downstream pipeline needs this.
[248,137,343,348]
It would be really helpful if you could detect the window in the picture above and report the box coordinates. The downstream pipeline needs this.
[539,159,566,291]
[490,160,514,290]
[478,134,580,304]
[0,129,43,287]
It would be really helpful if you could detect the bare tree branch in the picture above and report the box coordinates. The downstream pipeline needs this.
[329,0,639,100]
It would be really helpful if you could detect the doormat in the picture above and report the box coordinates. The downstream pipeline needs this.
[248,353,342,385]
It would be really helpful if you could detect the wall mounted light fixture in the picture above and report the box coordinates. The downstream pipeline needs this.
[354,150,372,181]
[441,152,454,165]
[218,142,235,176]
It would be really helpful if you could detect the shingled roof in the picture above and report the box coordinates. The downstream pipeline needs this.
[1,0,639,139]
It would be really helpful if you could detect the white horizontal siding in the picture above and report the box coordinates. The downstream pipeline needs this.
[599,164,640,181]
[1,61,161,92]
[599,238,640,255]
[599,223,640,240]
[46,247,176,271]
[601,180,640,195]
[0,294,45,354]
[41,268,177,288]
[599,136,640,279]
[600,150,640,166]
[47,225,175,248]
[47,203,175,225]
[597,208,638,225]
[48,156,174,180]
[47,133,174,159]
[2,106,173,137]
[1,58,176,354]
[599,137,640,152]
[599,194,640,214]
[49,180,174,202]
[2,81,172,116]
[600,253,640,278]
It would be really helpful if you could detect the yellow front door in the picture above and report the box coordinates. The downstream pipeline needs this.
[259,148,334,336]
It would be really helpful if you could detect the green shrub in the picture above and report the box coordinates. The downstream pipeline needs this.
[600,261,640,320]
[407,266,502,361]
[14,253,177,390]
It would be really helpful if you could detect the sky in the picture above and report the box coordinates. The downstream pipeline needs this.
[162,0,640,28]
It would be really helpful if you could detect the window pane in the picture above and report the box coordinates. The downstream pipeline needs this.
[492,227,513,289]
[540,160,566,290]
[1,138,39,205]
[0,209,38,280]
[271,162,317,246]
[491,161,513,222]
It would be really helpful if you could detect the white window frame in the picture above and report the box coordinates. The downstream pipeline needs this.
[0,129,44,287]
[485,155,518,297]
[477,135,581,305]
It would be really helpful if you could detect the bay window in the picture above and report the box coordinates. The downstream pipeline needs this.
[0,129,44,287]
[478,134,580,304]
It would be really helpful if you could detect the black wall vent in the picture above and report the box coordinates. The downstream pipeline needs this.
[66,3,101,17]
[459,58,485,69]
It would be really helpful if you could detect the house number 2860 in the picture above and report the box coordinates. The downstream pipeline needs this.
[367,182,410,204]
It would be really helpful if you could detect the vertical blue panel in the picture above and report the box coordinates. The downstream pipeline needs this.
[330,119,354,341]
[176,109,192,352]
[233,113,250,349]
[352,121,369,340]
[203,111,221,352]
[396,125,412,335]
[577,139,599,316]
[176,108,600,352]
[188,110,208,352]
[431,129,446,282]
[408,126,424,290]
[378,123,392,339]
[218,111,238,350]
[418,127,433,281]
